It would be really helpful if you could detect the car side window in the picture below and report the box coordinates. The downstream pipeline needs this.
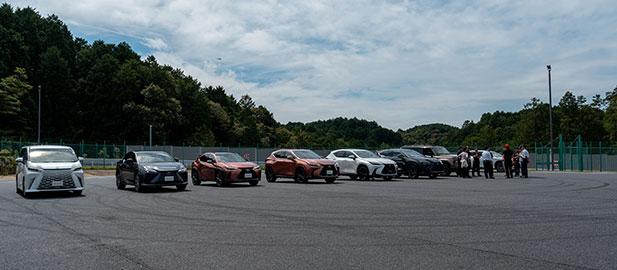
[206,154,215,161]
[380,151,391,157]
[424,149,434,156]
[199,155,208,162]
[333,151,346,158]
[274,151,287,159]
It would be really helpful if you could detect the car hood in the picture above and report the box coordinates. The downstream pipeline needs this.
[141,162,184,171]
[364,158,396,165]
[222,162,258,169]
[303,159,336,166]
[437,154,457,161]
[27,161,80,170]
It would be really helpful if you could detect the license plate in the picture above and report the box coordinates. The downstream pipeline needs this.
[164,176,175,182]
[244,173,253,178]
[326,170,333,175]
[52,181,63,187]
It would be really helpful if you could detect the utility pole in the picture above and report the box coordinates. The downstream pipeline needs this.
[37,85,41,144]
[149,125,153,149]
[547,65,554,170]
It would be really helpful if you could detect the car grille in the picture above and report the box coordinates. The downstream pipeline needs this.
[382,164,396,174]
[39,170,76,189]
[239,168,256,179]
[320,165,337,176]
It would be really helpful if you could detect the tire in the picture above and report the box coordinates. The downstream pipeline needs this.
[215,171,226,187]
[73,190,83,196]
[249,180,259,186]
[442,163,451,176]
[116,171,126,190]
[134,176,144,193]
[325,178,336,184]
[357,166,370,181]
[294,168,308,183]
[265,167,276,182]
[429,173,438,179]
[191,169,201,185]
[176,184,187,191]
[407,166,418,179]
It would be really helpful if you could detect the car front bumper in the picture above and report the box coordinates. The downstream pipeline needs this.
[368,164,398,177]
[141,171,188,186]
[24,169,85,193]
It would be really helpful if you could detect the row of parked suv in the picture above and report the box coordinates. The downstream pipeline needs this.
[15,144,503,196]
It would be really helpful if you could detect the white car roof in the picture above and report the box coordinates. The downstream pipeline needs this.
[27,145,73,150]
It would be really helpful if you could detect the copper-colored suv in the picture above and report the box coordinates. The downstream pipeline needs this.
[265,149,338,183]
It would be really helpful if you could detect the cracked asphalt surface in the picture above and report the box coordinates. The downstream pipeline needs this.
[1,172,616,269]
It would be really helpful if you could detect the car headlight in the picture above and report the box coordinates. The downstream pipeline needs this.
[178,166,187,173]
[369,161,382,165]
[226,166,238,170]
[27,163,43,172]
[309,163,320,168]
[253,166,260,170]
[71,163,83,171]
[143,165,158,173]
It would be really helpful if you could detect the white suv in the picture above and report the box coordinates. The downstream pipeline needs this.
[16,145,85,197]
[327,149,397,180]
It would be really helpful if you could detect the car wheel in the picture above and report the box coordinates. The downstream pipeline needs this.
[442,163,451,176]
[191,169,201,185]
[73,190,83,196]
[249,180,259,186]
[357,166,369,181]
[134,177,144,193]
[215,171,226,187]
[176,184,187,191]
[294,168,308,183]
[407,167,418,179]
[265,166,276,182]
[325,178,336,184]
[116,171,126,190]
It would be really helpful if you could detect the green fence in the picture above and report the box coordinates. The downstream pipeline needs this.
[533,135,617,172]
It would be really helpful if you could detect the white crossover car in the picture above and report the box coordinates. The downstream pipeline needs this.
[327,149,397,180]
[16,145,85,197]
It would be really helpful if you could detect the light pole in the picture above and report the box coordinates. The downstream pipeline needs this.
[37,85,41,144]
[547,65,554,170]
[149,125,153,149]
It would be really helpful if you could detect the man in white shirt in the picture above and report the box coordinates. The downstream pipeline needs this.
[481,149,494,179]
[519,145,530,178]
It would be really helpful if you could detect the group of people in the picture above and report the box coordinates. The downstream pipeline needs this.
[455,144,529,179]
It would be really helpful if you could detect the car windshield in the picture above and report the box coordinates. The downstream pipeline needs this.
[355,150,379,158]
[29,148,77,163]
[216,152,246,162]
[400,149,423,157]
[293,150,321,159]
[432,146,451,155]
[136,152,174,163]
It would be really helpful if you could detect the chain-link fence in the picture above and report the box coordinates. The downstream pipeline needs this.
[532,135,617,172]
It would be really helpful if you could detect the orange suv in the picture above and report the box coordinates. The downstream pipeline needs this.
[265,149,338,183]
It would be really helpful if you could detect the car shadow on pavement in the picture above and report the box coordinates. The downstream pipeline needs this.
[195,183,261,188]
[21,191,84,200]
[271,180,343,185]
[125,187,191,193]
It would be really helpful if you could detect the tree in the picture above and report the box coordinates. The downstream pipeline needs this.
[0,67,32,137]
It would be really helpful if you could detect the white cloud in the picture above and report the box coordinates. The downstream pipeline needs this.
[10,0,617,129]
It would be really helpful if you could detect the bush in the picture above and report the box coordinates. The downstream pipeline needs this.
[0,149,17,175]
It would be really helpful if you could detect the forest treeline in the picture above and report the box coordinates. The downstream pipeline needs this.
[1,4,617,149]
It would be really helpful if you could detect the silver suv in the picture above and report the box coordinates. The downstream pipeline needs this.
[16,145,85,197]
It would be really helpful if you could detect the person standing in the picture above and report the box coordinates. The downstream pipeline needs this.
[519,144,529,178]
[482,149,494,179]
[503,144,514,178]
[513,150,520,177]
[458,148,470,178]
[472,149,481,177]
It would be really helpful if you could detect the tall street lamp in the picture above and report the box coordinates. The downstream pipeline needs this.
[149,125,153,149]
[547,65,554,170]
[37,85,41,144]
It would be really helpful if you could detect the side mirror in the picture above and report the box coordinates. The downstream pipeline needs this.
[78,157,84,162]
[347,155,356,160]
[174,157,180,162]
[398,154,405,159]
[15,157,23,163]
[126,158,134,164]
[286,155,295,160]
[206,158,215,164]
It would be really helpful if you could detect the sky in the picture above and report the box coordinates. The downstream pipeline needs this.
[8,0,617,130]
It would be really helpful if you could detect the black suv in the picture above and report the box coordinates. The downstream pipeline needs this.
[378,148,444,179]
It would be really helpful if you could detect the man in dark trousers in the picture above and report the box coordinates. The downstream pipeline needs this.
[471,148,481,177]
[503,144,514,178]
[481,148,494,179]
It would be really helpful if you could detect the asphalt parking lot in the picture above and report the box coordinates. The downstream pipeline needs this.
[1,172,616,270]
